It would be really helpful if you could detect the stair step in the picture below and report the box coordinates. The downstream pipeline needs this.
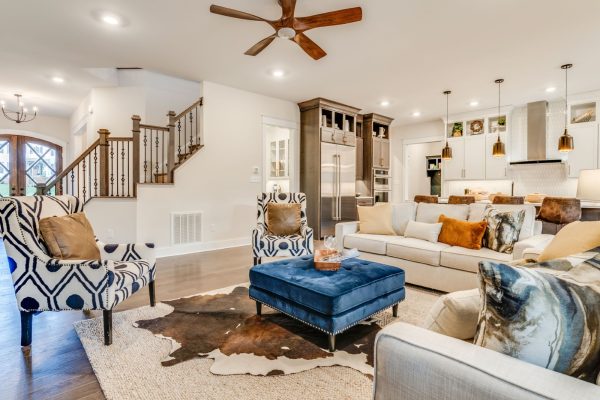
[153,173,169,183]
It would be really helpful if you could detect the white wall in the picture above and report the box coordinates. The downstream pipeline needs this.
[136,81,300,256]
[0,114,70,147]
[85,198,137,243]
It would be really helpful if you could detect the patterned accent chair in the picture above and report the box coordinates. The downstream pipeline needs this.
[0,195,156,346]
[252,192,314,265]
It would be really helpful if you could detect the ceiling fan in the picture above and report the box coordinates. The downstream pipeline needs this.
[209,0,362,60]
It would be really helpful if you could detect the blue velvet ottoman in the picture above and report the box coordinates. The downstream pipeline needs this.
[249,256,405,351]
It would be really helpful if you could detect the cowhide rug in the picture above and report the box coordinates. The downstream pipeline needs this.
[134,286,395,377]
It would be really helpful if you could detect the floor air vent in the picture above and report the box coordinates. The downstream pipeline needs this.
[171,212,202,245]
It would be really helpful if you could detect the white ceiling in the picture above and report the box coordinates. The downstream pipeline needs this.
[1,0,600,124]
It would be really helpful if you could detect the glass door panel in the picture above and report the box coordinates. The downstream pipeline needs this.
[0,140,11,196]
[23,141,58,195]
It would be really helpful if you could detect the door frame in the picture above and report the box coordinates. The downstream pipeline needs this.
[0,133,63,196]
[401,135,443,201]
[261,116,300,193]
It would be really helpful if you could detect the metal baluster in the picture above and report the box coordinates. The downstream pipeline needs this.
[82,156,87,201]
[184,116,187,153]
[77,164,80,198]
[88,153,92,202]
[177,119,182,159]
[70,169,75,195]
[149,129,153,183]
[93,147,98,197]
[189,111,194,149]
[115,141,119,196]
[155,130,159,179]
[110,141,114,196]
[126,141,130,197]
[195,105,199,145]
[161,131,165,175]
[121,141,125,196]
[143,129,148,183]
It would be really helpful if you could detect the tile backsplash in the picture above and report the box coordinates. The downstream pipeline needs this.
[509,163,578,197]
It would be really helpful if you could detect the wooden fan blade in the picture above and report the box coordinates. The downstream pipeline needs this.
[245,34,277,56]
[210,5,266,21]
[293,33,326,60]
[279,0,297,20]
[294,7,362,31]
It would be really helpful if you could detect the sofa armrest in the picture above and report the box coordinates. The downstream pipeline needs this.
[374,323,600,400]
[512,234,554,260]
[97,242,156,266]
[335,221,359,251]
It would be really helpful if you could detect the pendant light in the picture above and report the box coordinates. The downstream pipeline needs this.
[441,90,453,160]
[558,63,574,152]
[492,78,506,157]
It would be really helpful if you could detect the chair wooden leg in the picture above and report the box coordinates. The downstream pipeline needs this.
[149,280,156,307]
[256,301,262,316]
[20,311,33,347]
[253,257,262,266]
[103,310,112,346]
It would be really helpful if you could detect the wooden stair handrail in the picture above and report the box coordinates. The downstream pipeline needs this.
[174,97,203,121]
[44,138,101,192]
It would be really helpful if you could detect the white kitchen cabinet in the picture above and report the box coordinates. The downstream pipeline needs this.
[464,135,486,180]
[485,133,509,179]
[566,124,599,178]
[441,138,465,180]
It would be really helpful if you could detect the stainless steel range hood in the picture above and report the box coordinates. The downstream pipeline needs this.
[510,101,563,165]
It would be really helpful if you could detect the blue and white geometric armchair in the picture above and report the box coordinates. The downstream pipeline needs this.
[252,192,314,265]
[0,195,156,346]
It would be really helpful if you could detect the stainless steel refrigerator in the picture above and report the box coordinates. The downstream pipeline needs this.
[320,142,357,237]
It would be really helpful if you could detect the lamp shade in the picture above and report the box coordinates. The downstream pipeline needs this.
[576,169,600,201]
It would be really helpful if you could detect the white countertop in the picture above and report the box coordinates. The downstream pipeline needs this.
[438,198,600,209]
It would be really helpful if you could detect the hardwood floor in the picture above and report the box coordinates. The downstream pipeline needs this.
[0,243,254,400]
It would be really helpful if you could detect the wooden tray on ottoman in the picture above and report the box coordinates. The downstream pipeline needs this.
[314,249,341,271]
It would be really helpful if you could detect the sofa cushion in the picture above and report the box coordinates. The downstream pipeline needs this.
[416,203,469,223]
[344,233,394,255]
[538,221,600,262]
[475,255,600,384]
[423,288,480,340]
[357,203,396,235]
[391,202,416,235]
[440,246,512,273]
[386,237,451,266]
[469,203,536,240]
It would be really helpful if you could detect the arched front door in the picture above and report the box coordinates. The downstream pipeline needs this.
[0,135,63,196]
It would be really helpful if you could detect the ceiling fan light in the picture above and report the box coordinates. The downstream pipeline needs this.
[277,27,296,40]
[558,129,574,152]
[441,143,453,160]
[492,137,506,157]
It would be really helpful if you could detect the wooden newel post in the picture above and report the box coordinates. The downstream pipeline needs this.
[98,129,111,197]
[167,111,176,183]
[131,115,141,196]
[35,183,46,195]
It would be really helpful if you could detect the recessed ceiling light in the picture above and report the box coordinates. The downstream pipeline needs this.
[412,111,421,117]
[52,76,65,84]
[101,13,122,26]
[546,87,556,93]
[469,101,479,107]
[380,100,390,107]
[271,69,285,78]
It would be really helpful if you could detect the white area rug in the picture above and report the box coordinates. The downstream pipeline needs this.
[74,285,439,400]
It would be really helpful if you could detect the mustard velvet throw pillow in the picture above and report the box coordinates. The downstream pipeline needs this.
[357,203,396,235]
[538,221,600,262]
[438,214,487,250]
[39,212,101,260]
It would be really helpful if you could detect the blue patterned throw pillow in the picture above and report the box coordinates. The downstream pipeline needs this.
[475,255,600,384]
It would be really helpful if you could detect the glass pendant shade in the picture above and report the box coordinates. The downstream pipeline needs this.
[442,90,452,160]
[558,64,574,152]
[558,129,574,152]
[441,142,453,159]
[492,136,506,157]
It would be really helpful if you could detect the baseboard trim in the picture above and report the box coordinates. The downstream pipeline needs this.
[156,237,249,258]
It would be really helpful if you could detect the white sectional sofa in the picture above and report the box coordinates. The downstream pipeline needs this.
[336,202,553,293]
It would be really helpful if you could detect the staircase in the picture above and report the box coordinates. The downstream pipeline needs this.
[39,98,203,203]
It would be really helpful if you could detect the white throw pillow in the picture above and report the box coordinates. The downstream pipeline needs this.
[404,220,442,243]
[422,289,481,340]
[416,203,469,223]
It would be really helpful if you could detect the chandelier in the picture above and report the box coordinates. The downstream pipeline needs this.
[1,94,37,123]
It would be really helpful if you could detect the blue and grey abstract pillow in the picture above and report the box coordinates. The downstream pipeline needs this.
[482,207,525,254]
[475,255,600,384]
